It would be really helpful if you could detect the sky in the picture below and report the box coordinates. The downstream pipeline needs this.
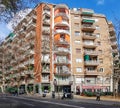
[0,0,120,39]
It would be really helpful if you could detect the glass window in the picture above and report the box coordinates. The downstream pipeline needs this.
[76,48,81,53]
[76,58,82,63]
[74,23,79,27]
[98,68,104,72]
[74,40,80,44]
[76,67,82,72]
[74,16,79,19]
[75,31,80,36]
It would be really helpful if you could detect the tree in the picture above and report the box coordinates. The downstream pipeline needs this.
[0,0,41,22]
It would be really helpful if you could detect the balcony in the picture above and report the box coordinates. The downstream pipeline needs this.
[111,42,117,48]
[10,60,17,65]
[54,47,70,55]
[54,12,69,19]
[54,4,69,11]
[19,64,26,69]
[20,80,25,84]
[54,60,71,65]
[54,29,70,36]
[20,72,25,77]
[54,21,69,27]
[41,49,50,54]
[26,23,36,31]
[109,27,115,34]
[84,60,99,66]
[113,55,119,61]
[109,35,116,40]
[42,69,50,73]
[43,19,50,26]
[41,59,50,63]
[28,79,34,84]
[82,24,96,31]
[24,59,34,66]
[19,47,25,53]
[42,27,50,35]
[54,40,70,46]
[84,50,99,56]
[54,79,69,85]
[83,42,98,48]
[82,33,97,40]
[85,70,98,76]
[55,71,71,76]
[112,49,118,53]
[81,8,94,15]
[43,10,50,15]
[26,31,35,40]
[42,79,49,83]
[25,70,33,75]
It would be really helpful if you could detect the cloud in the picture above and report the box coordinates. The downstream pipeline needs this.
[97,0,105,5]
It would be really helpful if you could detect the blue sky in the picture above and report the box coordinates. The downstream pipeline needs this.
[0,0,120,39]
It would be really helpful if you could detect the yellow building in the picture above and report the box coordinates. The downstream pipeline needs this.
[0,3,119,94]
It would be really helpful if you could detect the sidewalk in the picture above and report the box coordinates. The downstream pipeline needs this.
[75,95,120,102]
[19,93,120,106]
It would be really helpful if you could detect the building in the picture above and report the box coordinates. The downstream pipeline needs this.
[0,3,119,94]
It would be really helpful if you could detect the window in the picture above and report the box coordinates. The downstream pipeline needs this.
[74,23,79,27]
[99,58,103,63]
[74,16,79,19]
[96,33,100,38]
[76,67,82,72]
[97,41,101,45]
[76,58,82,63]
[76,48,81,53]
[74,40,80,44]
[99,50,102,54]
[98,68,104,72]
[75,31,80,36]
[96,25,100,30]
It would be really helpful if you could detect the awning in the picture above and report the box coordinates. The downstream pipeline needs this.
[82,86,107,89]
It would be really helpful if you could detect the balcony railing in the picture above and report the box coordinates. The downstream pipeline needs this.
[83,42,98,48]
[111,42,117,47]
[42,28,50,35]
[54,4,69,10]
[54,60,71,65]
[84,60,99,66]
[83,33,97,39]
[54,29,70,36]
[43,10,50,15]
[26,31,35,40]
[43,20,50,25]
[54,48,70,55]
[55,79,69,85]
[41,59,50,63]
[82,24,96,31]
[81,8,94,15]
[85,70,98,75]
[109,35,116,40]
[55,71,71,76]
[42,69,50,73]
[84,50,99,56]
[54,12,69,19]
[54,21,69,27]
[26,23,36,31]
[42,78,49,82]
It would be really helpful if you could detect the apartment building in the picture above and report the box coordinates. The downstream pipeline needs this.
[0,3,119,94]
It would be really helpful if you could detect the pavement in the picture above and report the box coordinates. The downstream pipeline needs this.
[17,93,120,106]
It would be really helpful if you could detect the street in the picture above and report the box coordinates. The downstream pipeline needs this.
[0,96,119,108]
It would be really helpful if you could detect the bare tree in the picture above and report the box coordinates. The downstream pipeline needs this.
[0,0,41,23]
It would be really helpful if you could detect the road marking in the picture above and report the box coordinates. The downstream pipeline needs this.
[23,102,35,106]
[9,96,85,108]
